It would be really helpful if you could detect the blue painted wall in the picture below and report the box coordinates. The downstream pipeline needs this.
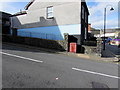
[17,24,81,40]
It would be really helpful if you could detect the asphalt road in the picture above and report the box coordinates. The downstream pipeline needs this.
[2,43,120,89]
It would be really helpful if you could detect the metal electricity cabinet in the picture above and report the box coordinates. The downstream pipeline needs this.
[70,43,77,53]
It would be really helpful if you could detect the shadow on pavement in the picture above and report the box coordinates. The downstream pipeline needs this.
[102,44,120,58]
[2,42,64,54]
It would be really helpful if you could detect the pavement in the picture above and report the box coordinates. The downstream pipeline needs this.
[102,44,120,62]
[1,42,120,88]
[106,44,120,56]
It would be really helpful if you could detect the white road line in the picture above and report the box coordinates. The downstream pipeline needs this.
[72,67,120,79]
[0,52,43,63]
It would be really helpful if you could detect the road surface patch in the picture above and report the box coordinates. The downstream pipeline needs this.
[1,52,43,63]
[72,67,120,79]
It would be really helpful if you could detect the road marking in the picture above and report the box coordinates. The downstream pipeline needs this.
[72,67,120,79]
[1,52,43,63]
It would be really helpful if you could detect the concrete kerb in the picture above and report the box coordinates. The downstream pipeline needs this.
[3,42,119,63]
[65,52,118,62]
[115,55,120,62]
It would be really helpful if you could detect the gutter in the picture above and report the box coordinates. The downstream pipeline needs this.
[11,11,27,17]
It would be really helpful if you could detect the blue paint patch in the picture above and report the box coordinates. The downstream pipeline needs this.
[17,24,81,40]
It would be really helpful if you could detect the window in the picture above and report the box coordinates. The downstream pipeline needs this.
[85,12,87,23]
[82,5,84,19]
[47,6,53,19]
[85,27,87,40]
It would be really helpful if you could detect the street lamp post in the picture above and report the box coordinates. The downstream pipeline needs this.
[103,5,114,50]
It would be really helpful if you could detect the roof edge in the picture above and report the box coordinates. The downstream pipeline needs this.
[24,0,35,10]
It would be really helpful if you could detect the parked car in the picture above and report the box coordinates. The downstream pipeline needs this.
[110,38,120,47]
[101,37,112,44]
[106,37,112,44]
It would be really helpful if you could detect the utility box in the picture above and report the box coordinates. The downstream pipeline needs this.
[70,43,77,53]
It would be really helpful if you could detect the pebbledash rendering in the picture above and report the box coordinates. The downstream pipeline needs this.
[11,0,89,45]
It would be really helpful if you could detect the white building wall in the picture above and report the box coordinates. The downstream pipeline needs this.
[11,2,82,40]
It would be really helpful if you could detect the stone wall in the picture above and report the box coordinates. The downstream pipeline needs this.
[82,37,102,57]
[96,38,102,57]
[2,34,68,51]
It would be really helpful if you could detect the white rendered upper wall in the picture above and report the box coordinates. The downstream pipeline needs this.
[12,2,81,29]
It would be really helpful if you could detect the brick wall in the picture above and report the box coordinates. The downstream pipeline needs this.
[88,24,91,33]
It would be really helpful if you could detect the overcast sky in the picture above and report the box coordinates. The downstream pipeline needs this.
[0,0,119,29]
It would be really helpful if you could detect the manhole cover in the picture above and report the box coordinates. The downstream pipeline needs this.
[92,82,109,89]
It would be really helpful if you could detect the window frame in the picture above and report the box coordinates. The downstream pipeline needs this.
[47,6,54,19]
